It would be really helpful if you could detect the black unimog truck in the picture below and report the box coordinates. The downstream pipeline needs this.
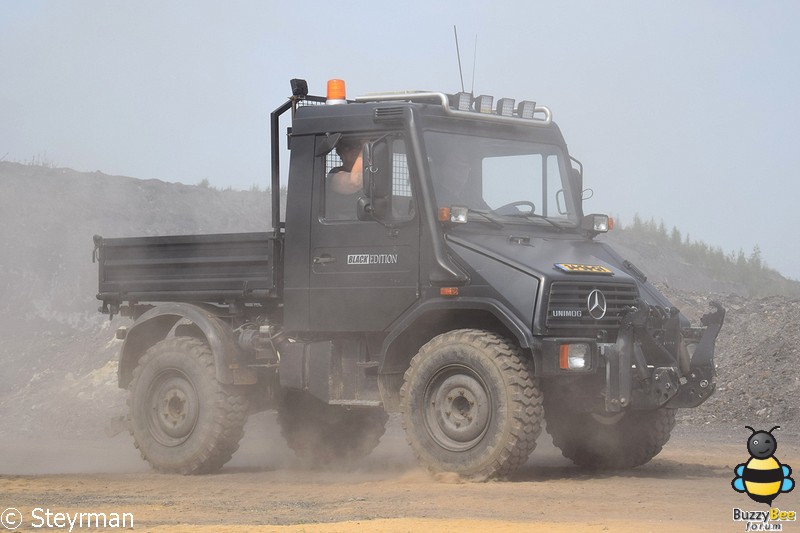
[94,79,724,479]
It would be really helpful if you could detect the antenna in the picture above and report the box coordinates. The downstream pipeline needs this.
[470,34,477,94]
[453,25,465,92]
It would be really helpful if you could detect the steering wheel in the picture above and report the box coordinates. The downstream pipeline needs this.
[495,201,536,216]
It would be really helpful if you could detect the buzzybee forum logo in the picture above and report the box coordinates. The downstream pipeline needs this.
[732,426,794,505]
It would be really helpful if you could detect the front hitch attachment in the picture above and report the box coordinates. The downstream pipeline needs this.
[604,300,725,411]
[603,301,648,412]
[665,301,725,408]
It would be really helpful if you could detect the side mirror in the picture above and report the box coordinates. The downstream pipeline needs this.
[358,137,392,220]
[314,132,342,157]
[570,168,583,192]
[356,194,391,221]
[555,189,567,215]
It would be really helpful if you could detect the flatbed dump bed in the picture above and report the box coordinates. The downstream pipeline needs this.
[94,232,280,311]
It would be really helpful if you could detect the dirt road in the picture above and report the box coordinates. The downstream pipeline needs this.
[1,414,798,532]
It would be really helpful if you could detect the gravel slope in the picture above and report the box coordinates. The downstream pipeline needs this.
[1,162,798,441]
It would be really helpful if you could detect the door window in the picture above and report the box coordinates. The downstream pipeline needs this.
[322,136,414,223]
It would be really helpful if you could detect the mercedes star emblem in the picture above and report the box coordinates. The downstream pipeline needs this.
[587,289,607,320]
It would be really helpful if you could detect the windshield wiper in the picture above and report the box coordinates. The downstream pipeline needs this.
[498,212,564,231]
[465,209,505,228]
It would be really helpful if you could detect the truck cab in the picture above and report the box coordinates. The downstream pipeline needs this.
[95,79,724,479]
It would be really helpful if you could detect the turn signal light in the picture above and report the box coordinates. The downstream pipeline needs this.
[440,287,459,297]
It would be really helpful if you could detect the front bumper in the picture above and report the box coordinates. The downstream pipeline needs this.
[538,300,726,411]
[605,300,725,411]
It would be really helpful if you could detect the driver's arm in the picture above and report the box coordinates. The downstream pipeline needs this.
[329,151,364,195]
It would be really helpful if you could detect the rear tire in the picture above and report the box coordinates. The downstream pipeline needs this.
[545,399,676,469]
[128,337,249,474]
[277,390,388,466]
[400,329,543,480]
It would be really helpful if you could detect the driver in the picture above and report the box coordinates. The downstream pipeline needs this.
[326,138,365,219]
[433,152,489,210]
[328,139,364,195]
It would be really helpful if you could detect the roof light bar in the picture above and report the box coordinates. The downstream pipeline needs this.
[450,92,473,111]
[517,100,537,119]
[496,98,515,117]
[353,92,553,127]
[473,95,494,114]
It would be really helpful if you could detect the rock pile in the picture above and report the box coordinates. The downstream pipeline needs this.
[665,288,800,430]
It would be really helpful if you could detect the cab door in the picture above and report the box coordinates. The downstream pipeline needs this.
[308,135,420,332]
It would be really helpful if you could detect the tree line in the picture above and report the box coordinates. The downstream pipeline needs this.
[619,215,800,298]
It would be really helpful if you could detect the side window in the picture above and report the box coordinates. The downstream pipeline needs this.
[388,138,415,222]
[323,136,364,221]
[322,135,415,223]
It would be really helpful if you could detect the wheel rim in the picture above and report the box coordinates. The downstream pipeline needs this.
[146,368,200,447]
[423,364,492,452]
[590,412,625,425]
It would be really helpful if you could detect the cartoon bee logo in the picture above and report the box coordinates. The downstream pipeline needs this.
[732,426,795,505]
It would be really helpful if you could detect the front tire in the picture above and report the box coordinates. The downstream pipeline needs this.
[128,337,249,474]
[545,399,676,469]
[400,329,543,480]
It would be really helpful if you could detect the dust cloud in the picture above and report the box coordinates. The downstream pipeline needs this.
[0,412,414,476]
[0,161,417,478]
[0,162,274,475]
[3,161,800,481]
[0,408,577,478]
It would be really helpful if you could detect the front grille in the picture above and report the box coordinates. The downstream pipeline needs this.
[546,281,639,333]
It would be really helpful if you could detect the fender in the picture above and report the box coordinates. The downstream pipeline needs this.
[117,302,257,388]
[381,297,536,373]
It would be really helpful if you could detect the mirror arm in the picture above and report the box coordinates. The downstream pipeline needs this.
[357,196,394,228]
[364,133,394,181]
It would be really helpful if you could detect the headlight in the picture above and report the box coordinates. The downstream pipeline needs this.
[581,213,612,234]
[560,343,590,370]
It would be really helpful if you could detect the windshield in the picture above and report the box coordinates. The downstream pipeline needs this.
[425,131,579,226]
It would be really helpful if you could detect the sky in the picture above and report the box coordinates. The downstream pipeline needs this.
[1,0,799,280]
